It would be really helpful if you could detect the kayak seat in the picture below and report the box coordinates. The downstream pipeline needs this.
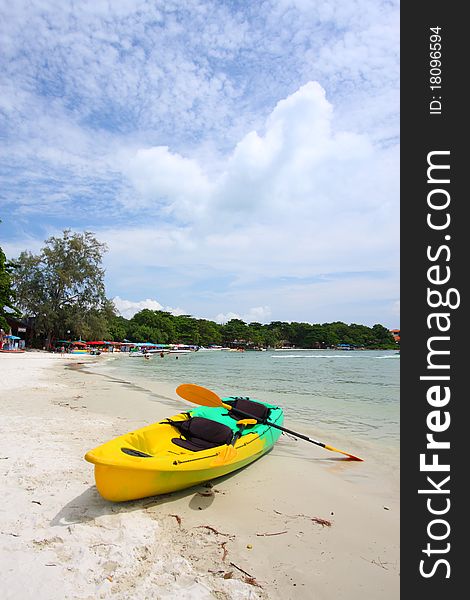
[170,416,233,452]
[227,397,271,421]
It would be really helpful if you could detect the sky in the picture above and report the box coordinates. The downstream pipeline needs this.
[0,0,399,328]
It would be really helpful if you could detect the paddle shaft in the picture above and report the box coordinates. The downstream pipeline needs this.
[230,427,245,446]
[175,384,362,460]
[229,407,362,460]
[227,419,255,447]
[229,407,327,449]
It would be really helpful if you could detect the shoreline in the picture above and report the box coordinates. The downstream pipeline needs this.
[1,352,399,599]
[86,353,400,499]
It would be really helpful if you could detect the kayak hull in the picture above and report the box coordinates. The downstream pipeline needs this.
[85,400,283,502]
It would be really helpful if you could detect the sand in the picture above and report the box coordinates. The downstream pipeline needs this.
[0,352,399,599]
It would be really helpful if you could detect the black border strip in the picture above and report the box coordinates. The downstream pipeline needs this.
[401,4,465,595]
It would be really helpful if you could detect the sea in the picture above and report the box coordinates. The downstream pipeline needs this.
[91,348,399,453]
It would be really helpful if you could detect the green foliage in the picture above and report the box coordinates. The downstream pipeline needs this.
[0,244,20,330]
[196,319,222,346]
[221,318,248,342]
[371,323,395,345]
[118,310,397,349]
[128,310,176,343]
[12,230,109,345]
[107,314,129,342]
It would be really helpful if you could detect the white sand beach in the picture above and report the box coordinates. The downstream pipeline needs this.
[0,352,399,599]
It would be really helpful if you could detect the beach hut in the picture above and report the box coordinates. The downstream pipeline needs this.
[2,316,31,348]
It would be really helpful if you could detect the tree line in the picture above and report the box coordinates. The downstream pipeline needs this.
[1,229,397,349]
[109,311,396,349]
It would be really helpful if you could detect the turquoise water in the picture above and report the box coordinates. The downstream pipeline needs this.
[94,349,399,449]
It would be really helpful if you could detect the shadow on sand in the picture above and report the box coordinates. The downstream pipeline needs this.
[50,468,246,528]
[51,446,358,528]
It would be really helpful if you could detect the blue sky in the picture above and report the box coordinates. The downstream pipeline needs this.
[0,0,399,327]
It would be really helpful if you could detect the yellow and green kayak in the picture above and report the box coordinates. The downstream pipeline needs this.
[85,397,284,502]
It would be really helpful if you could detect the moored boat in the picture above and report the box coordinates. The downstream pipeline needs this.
[85,397,283,502]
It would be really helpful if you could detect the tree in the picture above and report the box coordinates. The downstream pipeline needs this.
[246,323,264,347]
[174,315,200,344]
[107,314,130,341]
[73,298,117,341]
[1,218,20,330]
[371,323,395,346]
[12,230,108,347]
[1,244,19,331]
[195,319,222,346]
[128,309,176,343]
[222,318,248,344]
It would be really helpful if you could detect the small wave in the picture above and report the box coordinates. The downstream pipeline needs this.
[272,354,353,359]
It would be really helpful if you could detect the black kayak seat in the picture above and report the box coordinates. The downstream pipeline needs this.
[227,397,271,421]
[171,416,233,452]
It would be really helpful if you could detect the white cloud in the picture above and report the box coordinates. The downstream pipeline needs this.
[121,146,213,218]
[214,306,272,325]
[210,81,378,223]
[113,80,398,265]
[214,311,242,325]
[112,296,187,320]
[1,1,399,327]
[89,77,398,327]
[118,80,396,233]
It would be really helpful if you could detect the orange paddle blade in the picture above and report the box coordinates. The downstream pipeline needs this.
[175,383,232,410]
[324,444,363,461]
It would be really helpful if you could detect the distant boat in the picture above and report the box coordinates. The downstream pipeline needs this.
[163,344,195,355]
[199,346,230,352]
[198,346,230,351]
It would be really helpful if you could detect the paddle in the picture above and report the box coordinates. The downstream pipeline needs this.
[176,383,363,461]
[212,418,257,466]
